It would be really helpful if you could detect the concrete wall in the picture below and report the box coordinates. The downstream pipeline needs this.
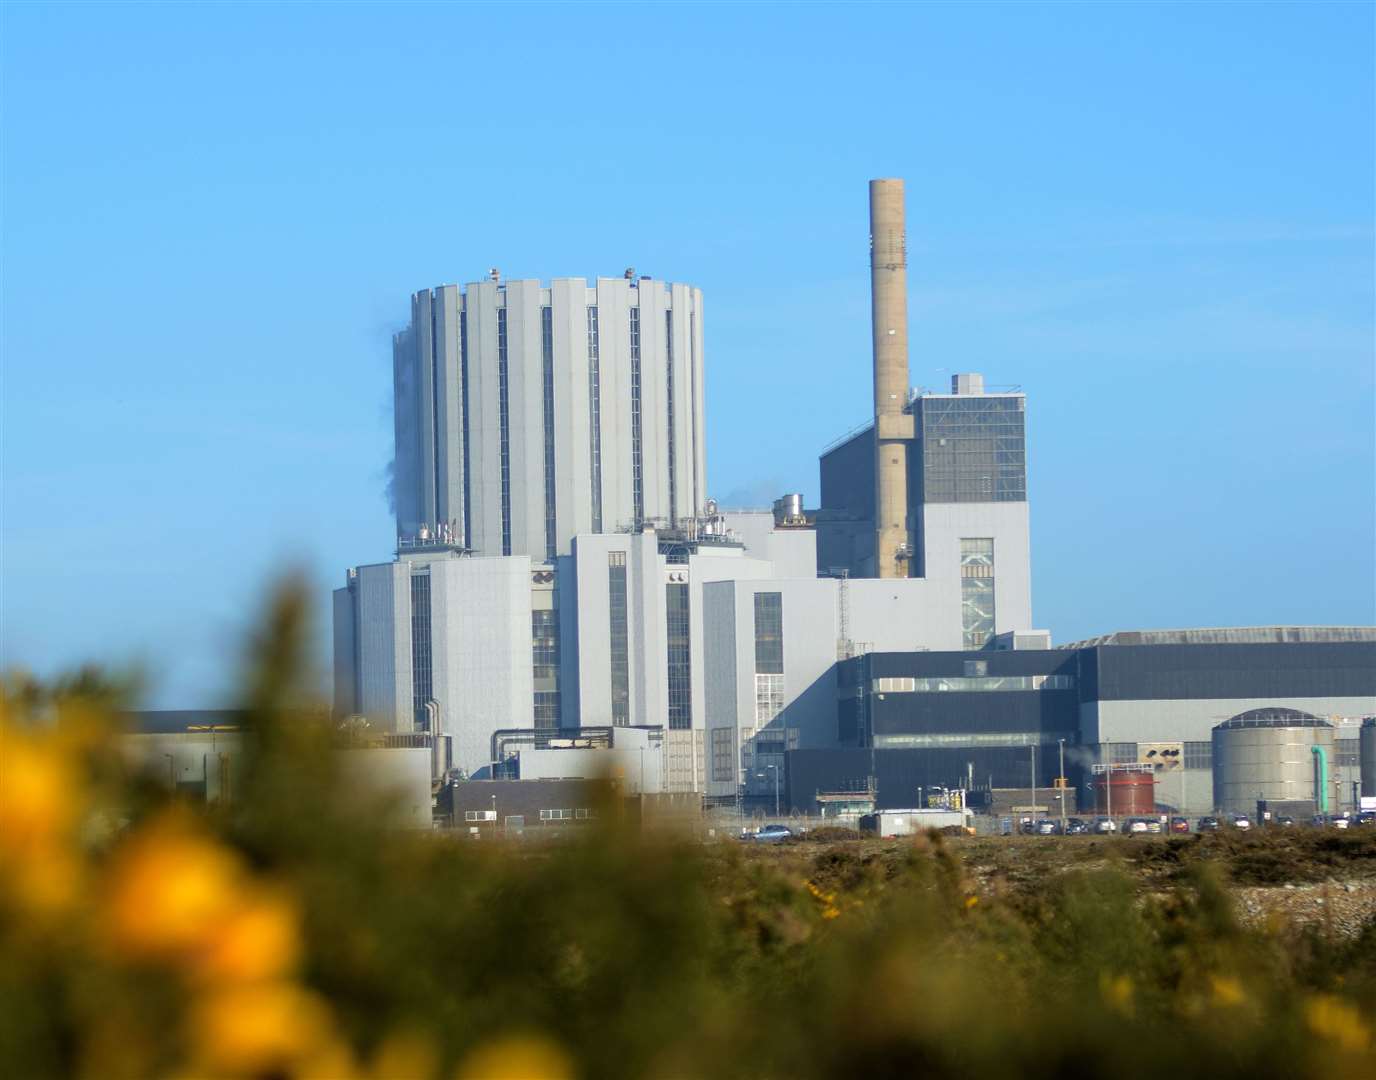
[394,278,706,557]
[518,746,663,794]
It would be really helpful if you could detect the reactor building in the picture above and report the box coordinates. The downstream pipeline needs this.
[334,179,1374,813]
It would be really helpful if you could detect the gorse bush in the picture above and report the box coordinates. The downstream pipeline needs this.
[2,578,1374,1078]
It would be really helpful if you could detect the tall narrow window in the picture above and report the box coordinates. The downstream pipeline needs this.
[629,306,643,526]
[960,538,995,648]
[666,581,691,729]
[665,309,676,526]
[459,308,471,547]
[689,310,699,516]
[410,573,433,730]
[497,306,511,555]
[753,591,784,727]
[587,306,602,532]
[430,302,442,529]
[608,552,629,725]
[541,306,557,561]
[532,608,560,730]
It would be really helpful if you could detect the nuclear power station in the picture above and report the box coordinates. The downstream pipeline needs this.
[332,179,1376,823]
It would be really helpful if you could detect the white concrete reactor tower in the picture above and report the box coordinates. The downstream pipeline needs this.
[870,179,914,578]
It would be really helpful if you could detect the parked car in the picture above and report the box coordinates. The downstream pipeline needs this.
[1065,818,1089,835]
[1169,817,1191,833]
[1274,816,1295,828]
[742,824,793,843]
[1092,817,1118,834]
[1330,815,1351,830]
[1123,818,1150,835]
[1355,812,1376,828]
[1231,815,1252,830]
[1197,816,1221,832]
[1035,819,1060,835]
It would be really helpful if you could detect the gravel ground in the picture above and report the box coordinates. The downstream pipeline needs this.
[1233,880,1376,939]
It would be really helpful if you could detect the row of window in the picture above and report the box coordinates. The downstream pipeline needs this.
[629,307,644,524]
[608,552,629,725]
[496,308,512,555]
[666,581,692,730]
[410,573,433,729]
[538,808,599,821]
[586,307,603,532]
[870,674,1075,694]
[540,307,557,561]
[960,538,995,649]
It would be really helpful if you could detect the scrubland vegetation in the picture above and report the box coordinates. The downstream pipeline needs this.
[3,581,1374,1078]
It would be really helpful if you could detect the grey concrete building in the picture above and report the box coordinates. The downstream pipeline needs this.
[392,275,706,560]
[818,374,1032,649]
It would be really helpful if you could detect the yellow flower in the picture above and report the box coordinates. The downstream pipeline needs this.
[0,729,83,914]
[106,814,245,961]
[1100,973,1134,1016]
[189,980,335,1075]
[1306,994,1371,1053]
[454,1033,574,1080]
[1210,975,1246,1007]
[964,894,979,909]
[194,886,301,984]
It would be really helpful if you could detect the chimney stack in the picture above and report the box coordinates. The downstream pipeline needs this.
[869,179,913,578]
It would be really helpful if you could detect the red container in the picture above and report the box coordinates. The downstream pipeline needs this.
[1093,771,1156,815]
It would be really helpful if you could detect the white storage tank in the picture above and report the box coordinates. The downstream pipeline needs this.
[1212,708,1335,817]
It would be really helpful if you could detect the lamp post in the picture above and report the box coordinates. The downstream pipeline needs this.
[1029,743,1037,827]
[1058,738,1067,833]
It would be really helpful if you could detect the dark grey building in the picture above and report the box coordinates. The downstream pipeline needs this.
[788,629,1376,814]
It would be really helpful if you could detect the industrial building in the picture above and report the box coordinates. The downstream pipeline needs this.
[336,178,1375,821]
[391,273,706,560]
[785,629,1376,815]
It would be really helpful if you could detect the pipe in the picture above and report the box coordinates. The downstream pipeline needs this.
[869,179,912,578]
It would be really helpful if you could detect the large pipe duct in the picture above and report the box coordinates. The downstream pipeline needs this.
[870,179,913,578]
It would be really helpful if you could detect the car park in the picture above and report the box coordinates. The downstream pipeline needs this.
[1169,817,1190,833]
[1197,816,1221,832]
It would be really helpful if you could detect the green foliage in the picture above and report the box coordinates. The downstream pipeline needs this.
[3,576,1374,1078]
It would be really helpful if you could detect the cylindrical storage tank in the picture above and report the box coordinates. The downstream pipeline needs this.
[1211,709,1334,817]
[1361,718,1376,799]
[1093,769,1156,815]
[772,493,804,526]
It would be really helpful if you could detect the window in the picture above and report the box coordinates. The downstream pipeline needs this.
[539,808,575,822]
[608,552,629,725]
[410,573,432,729]
[665,309,676,524]
[711,727,735,783]
[870,674,1074,693]
[960,539,995,648]
[689,312,699,513]
[534,692,561,729]
[755,674,784,726]
[1106,742,1138,765]
[587,306,602,531]
[875,732,1061,749]
[1184,742,1212,770]
[666,581,691,730]
[918,394,1026,504]
[541,306,557,560]
[532,609,559,680]
[463,810,496,822]
[459,309,471,544]
[753,592,783,674]
[497,306,511,555]
[964,659,988,677]
[629,306,643,525]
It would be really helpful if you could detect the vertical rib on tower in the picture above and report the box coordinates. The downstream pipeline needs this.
[870,178,913,578]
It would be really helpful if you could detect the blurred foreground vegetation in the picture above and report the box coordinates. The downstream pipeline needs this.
[3,581,1374,1078]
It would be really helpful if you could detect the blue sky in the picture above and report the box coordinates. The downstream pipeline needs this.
[3,2,1372,706]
